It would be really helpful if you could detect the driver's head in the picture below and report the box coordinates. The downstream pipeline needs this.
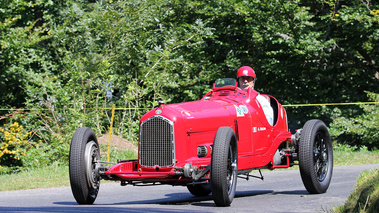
[237,66,256,91]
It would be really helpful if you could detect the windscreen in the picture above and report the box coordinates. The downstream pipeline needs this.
[214,78,236,88]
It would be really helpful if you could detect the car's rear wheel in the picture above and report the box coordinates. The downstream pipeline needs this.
[299,119,333,194]
[187,183,212,196]
[211,127,238,206]
[69,127,101,204]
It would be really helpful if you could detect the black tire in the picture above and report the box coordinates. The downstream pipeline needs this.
[187,183,212,196]
[211,127,238,206]
[69,127,101,204]
[299,120,333,194]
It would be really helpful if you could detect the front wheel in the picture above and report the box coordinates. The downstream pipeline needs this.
[211,127,238,206]
[69,127,101,204]
[299,120,333,194]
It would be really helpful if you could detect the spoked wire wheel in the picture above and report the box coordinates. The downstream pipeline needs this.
[226,145,237,194]
[313,132,329,182]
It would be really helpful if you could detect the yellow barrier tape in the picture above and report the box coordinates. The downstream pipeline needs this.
[282,102,379,107]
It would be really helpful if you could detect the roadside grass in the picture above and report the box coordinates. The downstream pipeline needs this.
[0,145,378,191]
[283,144,379,170]
[334,168,379,213]
[98,144,138,163]
[0,162,70,191]
[0,146,137,191]
[333,144,379,166]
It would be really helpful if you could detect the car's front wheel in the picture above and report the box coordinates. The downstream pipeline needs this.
[211,127,238,206]
[299,119,333,194]
[69,127,101,204]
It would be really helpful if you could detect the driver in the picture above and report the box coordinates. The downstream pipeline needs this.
[237,66,274,126]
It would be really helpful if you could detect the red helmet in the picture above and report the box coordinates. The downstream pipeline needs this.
[237,66,256,79]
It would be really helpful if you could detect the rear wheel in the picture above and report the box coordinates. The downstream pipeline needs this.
[69,127,101,204]
[299,120,333,194]
[211,127,238,206]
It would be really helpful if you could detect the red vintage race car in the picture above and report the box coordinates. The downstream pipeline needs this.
[69,78,333,206]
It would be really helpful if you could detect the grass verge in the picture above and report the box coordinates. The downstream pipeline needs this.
[334,168,379,213]
[333,144,379,166]
[0,162,69,191]
[0,146,137,191]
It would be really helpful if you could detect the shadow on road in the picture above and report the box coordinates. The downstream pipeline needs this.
[0,206,192,213]
[53,189,274,207]
[269,189,309,195]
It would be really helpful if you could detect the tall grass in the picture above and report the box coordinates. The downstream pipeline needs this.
[0,162,69,191]
[0,147,137,191]
[333,144,379,166]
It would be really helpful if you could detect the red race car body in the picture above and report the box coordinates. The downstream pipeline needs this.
[69,78,333,206]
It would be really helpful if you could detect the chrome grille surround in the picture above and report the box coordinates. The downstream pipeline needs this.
[139,115,175,167]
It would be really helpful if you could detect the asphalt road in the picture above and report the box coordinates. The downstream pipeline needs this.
[0,164,378,213]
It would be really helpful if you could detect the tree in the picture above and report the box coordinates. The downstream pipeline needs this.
[167,0,379,130]
[0,0,69,109]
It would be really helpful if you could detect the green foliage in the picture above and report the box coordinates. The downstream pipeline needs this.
[0,0,70,108]
[0,122,34,172]
[164,0,379,130]
[0,0,378,171]
[49,0,216,141]
[21,144,62,168]
[331,92,379,150]
[99,144,137,164]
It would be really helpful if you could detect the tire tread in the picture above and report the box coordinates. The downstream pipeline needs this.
[69,127,99,204]
[299,119,333,194]
[211,127,237,206]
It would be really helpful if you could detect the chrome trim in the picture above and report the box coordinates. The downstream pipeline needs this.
[139,115,175,167]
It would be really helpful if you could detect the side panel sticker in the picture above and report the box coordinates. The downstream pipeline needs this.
[253,127,267,133]
[234,105,245,117]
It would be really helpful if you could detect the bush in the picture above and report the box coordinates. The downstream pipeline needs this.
[21,143,69,169]
[0,122,35,172]
[0,120,71,174]
[330,92,379,150]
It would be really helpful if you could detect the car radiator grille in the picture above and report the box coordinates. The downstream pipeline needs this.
[139,116,175,167]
